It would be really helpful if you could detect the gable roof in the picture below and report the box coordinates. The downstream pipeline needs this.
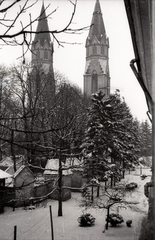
[0,169,12,179]
[14,165,34,179]
[44,159,72,175]
[65,157,84,171]
[0,156,24,171]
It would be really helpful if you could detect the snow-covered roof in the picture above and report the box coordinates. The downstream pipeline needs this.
[14,165,34,179]
[0,156,24,172]
[44,159,72,176]
[0,169,12,179]
[65,157,83,171]
[0,157,13,167]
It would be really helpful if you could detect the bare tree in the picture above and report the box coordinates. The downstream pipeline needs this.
[0,0,89,60]
[80,180,140,231]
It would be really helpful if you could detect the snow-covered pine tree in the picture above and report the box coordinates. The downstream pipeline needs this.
[81,90,140,188]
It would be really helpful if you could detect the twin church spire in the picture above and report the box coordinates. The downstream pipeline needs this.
[31,0,110,97]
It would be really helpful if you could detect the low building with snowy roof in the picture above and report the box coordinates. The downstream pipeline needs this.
[13,165,35,205]
[43,159,72,201]
[44,158,72,177]
[0,155,25,179]
[65,157,85,190]
[0,169,12,187]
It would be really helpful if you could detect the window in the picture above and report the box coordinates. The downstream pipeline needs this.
[92,71,98,93]
[93,44,97,54]
[44,50,48,59]
[101,45,104,55]
[37,50,40,59]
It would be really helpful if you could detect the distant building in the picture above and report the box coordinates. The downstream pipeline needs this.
[30,2,55,105]
[31,3,54,74]
[84,0,110,96]
[27,3,55,161]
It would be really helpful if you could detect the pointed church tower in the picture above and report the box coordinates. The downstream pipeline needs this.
[31,2,54,74]
[30,2,55,103]
[84,0,110,96]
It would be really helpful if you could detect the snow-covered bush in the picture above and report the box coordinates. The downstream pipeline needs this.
[126,182,138,190]
[141,174,147,180]
[78,213,95,227]
[106,213,124,227]
[126,219,132,227]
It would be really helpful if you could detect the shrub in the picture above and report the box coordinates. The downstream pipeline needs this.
[106,213,124,227]
[140,174,147,180]
[126,182,138,190]
[78,213,95,227]
[126,219,132,227]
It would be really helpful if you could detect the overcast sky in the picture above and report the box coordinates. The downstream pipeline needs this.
[0,0,149,122]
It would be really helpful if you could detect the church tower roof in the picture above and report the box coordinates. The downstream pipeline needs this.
[33,2,51,46]
[88,0,106,42]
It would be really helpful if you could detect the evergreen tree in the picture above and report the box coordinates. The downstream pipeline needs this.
[139,120,152,156]
[81,90,140,184]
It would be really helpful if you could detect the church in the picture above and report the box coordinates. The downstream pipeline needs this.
[31,0,110,98]
[31,2,55,106]
[84,0,110,96]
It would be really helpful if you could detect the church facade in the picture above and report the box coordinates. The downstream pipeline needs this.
[84,0,110,96]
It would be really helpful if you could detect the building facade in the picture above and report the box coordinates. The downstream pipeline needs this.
[84,0,110,96]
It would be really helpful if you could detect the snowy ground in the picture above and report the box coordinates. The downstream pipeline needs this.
[0,167,151,240]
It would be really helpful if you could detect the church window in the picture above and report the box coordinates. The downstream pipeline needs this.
[101,45,104,55]
[44,50,48,59]
[37,50,40,59]
[93,44,97,55]
[92,71,98,93]
[104,46,108,55]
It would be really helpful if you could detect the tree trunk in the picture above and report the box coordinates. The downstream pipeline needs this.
[97,185,100,197]
[105,180,107,190]
[105,207,110,230]
[58,149,63,216]
[110,176,113,188]
[91,185,94,202]
[114,177,116,186]
[0,149,2,162]
[122,170,125,179]
[122,160,125,178]
[11,130,16,172]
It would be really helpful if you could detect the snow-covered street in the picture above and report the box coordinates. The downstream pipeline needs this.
[0,168,151,240]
